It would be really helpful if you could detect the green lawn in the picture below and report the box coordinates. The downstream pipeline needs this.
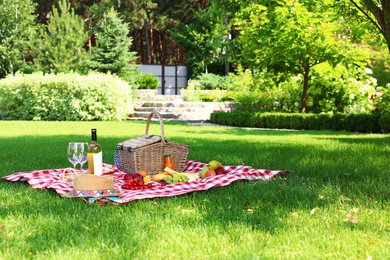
[1,120,389,259]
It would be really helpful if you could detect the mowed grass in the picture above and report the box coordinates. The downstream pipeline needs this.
[0,120,389,259]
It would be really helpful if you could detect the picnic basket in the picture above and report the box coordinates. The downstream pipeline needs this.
[116,111,190,175]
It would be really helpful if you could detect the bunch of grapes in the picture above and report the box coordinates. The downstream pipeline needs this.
[164,173,189,184]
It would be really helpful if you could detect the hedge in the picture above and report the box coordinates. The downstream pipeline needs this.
[210,112,389,133]
[0,72,133,121]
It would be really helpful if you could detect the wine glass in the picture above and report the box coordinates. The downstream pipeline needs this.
[77,142,88,172]
[67,142,81,169]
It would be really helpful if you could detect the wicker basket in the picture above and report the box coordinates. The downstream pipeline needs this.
[116,111,190,175]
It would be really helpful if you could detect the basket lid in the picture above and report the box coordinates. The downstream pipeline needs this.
[117,134,163,150]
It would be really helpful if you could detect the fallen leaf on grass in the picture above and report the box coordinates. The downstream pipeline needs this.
[310,208,320,215]
[181,209,194,214]
[0,225,4,232]
[346,214,358,224]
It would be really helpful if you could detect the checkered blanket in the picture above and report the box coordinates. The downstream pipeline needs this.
[2,160,290,204]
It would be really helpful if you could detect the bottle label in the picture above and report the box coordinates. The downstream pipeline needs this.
[88,152,103,176]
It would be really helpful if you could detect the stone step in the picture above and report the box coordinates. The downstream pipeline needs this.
[132,111,181,119]
[130,101,234,121]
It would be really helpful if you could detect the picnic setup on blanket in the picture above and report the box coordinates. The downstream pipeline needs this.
[3,111,290,205]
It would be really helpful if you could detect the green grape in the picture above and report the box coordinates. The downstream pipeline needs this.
[166,173,190,184]
[165,175,173,184]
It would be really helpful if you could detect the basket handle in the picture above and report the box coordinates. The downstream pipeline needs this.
[145,110,166,143]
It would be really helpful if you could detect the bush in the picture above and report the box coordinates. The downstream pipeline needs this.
[199,93,214,102]
[195,73,225,90]
[379,114,390,133]
[135,73,159,90]
[210,112,386,133]
[0,72,132,121]
[343,114,381,133]
[374,84,390,114]
[221,91,237,102]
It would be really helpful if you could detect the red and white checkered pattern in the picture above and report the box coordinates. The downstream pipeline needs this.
[3,160,290,204]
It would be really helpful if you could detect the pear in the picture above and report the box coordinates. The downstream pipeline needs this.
[200,167,209,178]
[208,160,222,170]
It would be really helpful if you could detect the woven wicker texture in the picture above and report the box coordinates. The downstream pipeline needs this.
[117,111,190,175]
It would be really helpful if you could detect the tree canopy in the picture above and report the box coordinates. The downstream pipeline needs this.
[0,0,38,78]
[349,0,390,52]
[232,1,369,113]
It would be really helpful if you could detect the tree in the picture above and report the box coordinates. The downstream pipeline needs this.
[348,0,390,52]
[33,0,88,74]
[170,6,227,77]
[232,1,365,113]
[86,7,138,83]
[0,0,39,78]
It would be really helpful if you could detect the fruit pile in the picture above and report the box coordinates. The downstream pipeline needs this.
[121,172,153,190]
[200,160,227,178]
[120,160,228,190]
[152,167,198,184]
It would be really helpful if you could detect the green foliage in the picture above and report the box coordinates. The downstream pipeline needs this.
[224,65,254,92]
[0,73,132,121]
[180,81,227,102]
[33,0,88,74]
[86,8,138,84]
[369,48,390,87]
[0,0,39,78]
[374,84,390,114]
[198,93,214,102]
[231,1,367,113]
[135,73,159,89]
[232,62,377,114]
[211,111,386,133]
[195,73,225,90]
[170,8,226,77]
[379,114,390,133]
[180,81,201,102]
[220,91,237,102]
[307,63,377,114]
[343,114,381,133]
[233,90,276,113]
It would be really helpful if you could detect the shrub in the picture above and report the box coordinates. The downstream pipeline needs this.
[341,114,380,133]
[379,114,390,133]
[135,73,159,90]
[199,93,214,102]
[0,72,132,121]
[374,84,390,114]
[195,73,225,90]
[180,81,201,102]
[220,91,237,102]
[210,112,385,133]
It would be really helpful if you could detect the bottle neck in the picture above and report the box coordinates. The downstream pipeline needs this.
[91,129,98,142]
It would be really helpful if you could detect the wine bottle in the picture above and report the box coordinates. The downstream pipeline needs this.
[88,128,103,176]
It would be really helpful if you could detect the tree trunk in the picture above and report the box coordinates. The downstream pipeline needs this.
[225,15,230,75]
[144,18,151,63]
[150,26,154,63]
[300,65,310,113]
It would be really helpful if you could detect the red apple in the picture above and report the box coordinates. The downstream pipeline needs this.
[132,173,142,181]
[205,169,216,177]
[215,167,227,175]
[123,173,133,184]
